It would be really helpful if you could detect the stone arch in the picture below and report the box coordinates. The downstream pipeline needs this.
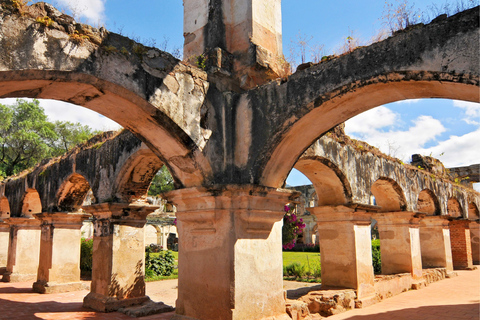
[113,147,165,202]
[56,173,92,212]
[294,157,352,206]
[21,188,42,217]
[416,189,441,215]
[0,8,212,187]
[468,202,479,219]
[447,198,464,218]
[0,196,11,219]
[371,177,407,212]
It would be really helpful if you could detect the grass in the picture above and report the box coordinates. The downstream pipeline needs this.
[283,251,320,271]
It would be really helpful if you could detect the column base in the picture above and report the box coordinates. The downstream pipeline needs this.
[1,271,37,282]
[411,279,427,290]
[172,314,292,320]
[0,267,5,275]
[83,292,151,312]
[33,280,89,294]
[354,295,380,308]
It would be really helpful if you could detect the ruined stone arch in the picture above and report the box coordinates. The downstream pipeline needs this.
[447,197,464,218]
[21,188,42,217]
[294,157,352,206]
[416,189,441,215]
[468,202,479,219]
[113,147,165,203]
[0,196,11,219]
[56,173,92,212]
[0,9,212,187]
[371,177,407,212]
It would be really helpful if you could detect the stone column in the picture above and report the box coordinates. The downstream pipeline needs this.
[419,216,453,271]
[0,221,9,275]
[32,212,90,293]
[82,203,159,312]
[1,218,41,282]
[449,219,473,269]
[470,220,479,265]
[375,212,424,282]
[164,185,297,320]
[310,204,377,303]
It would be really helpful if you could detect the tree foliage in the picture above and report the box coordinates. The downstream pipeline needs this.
[0,99,99,178]
[148,165,174,196]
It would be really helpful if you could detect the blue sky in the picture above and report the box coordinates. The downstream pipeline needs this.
[1,0,479,187]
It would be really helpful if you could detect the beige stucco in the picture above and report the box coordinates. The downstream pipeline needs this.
[2,218,41,282]
[311,205,376,300]
[0,223,9,272]
[376,212,424,280]
[419,216,453,271]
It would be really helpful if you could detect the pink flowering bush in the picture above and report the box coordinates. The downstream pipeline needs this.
[282,204,306,250]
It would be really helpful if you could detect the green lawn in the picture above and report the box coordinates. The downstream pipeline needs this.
[283,251,320,269]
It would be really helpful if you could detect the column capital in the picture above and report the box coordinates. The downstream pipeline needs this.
[33,212,90,228]
[419,214,450,228]
[82,203,159,221]
[2,217,41,228]
[373,211,424,226]
[310,203,379,224]
[164,185,298,236]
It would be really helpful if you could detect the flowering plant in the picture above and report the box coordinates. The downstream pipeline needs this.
[282,204,305,250]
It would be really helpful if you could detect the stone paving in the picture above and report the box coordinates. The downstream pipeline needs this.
[0,269,478,319]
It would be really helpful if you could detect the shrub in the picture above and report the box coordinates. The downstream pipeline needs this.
[80,237,93,273]
[145,247,175,277]
[284,262,306,279]
[283,243,320,252]
[372,239,382,274]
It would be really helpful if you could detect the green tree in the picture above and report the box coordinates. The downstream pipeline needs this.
[148,165,174,196]
[50,121,100,156]
[0,99,99,178]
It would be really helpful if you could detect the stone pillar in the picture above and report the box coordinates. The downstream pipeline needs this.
[164,185,296,320]
[449,219,473,269]
[419,216,453,271]
[310,204,377,303]
[32,212,90,293]
[82,203,159,312]
[470,221,480,265]
[375,212,424,282]
[183,0,286,88]
[0,221,9,275]
[1,218,41,282]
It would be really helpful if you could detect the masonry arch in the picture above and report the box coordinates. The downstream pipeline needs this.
[113,147,165,203]
[294,157,352,206]
[416,189,441,215]
[0,197,11,219]
[0,9,212,187]
[56,173,92,212]
[21,188,42,217]
[447,197,464,218]
[371,177,407,212]
[468,202,479,219]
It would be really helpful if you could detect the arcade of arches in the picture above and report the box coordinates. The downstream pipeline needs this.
[0,1,479,320]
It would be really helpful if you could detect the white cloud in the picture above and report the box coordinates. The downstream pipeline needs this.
[346,111,446,162]
[55,0,106,24]
[393,99,422,104]
[345,106,398,135]
[0,98,121,132]
[453,100,480,125]
[417,128,480,167]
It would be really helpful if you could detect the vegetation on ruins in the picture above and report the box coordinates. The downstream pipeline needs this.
[0,99,99,179]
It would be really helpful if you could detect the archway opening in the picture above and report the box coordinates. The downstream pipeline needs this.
[416,189,440,215]
[0,197,11,219]
[21,188,42,217]
[447,198,464,218]
[371,178,407,212]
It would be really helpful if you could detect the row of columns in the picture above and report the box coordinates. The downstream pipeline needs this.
[0,190,478,320]
[311,203,478,304]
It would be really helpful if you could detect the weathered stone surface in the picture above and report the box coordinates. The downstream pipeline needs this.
[117,299,175,318]
[285,300,313,320]
[299,289,356,317]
